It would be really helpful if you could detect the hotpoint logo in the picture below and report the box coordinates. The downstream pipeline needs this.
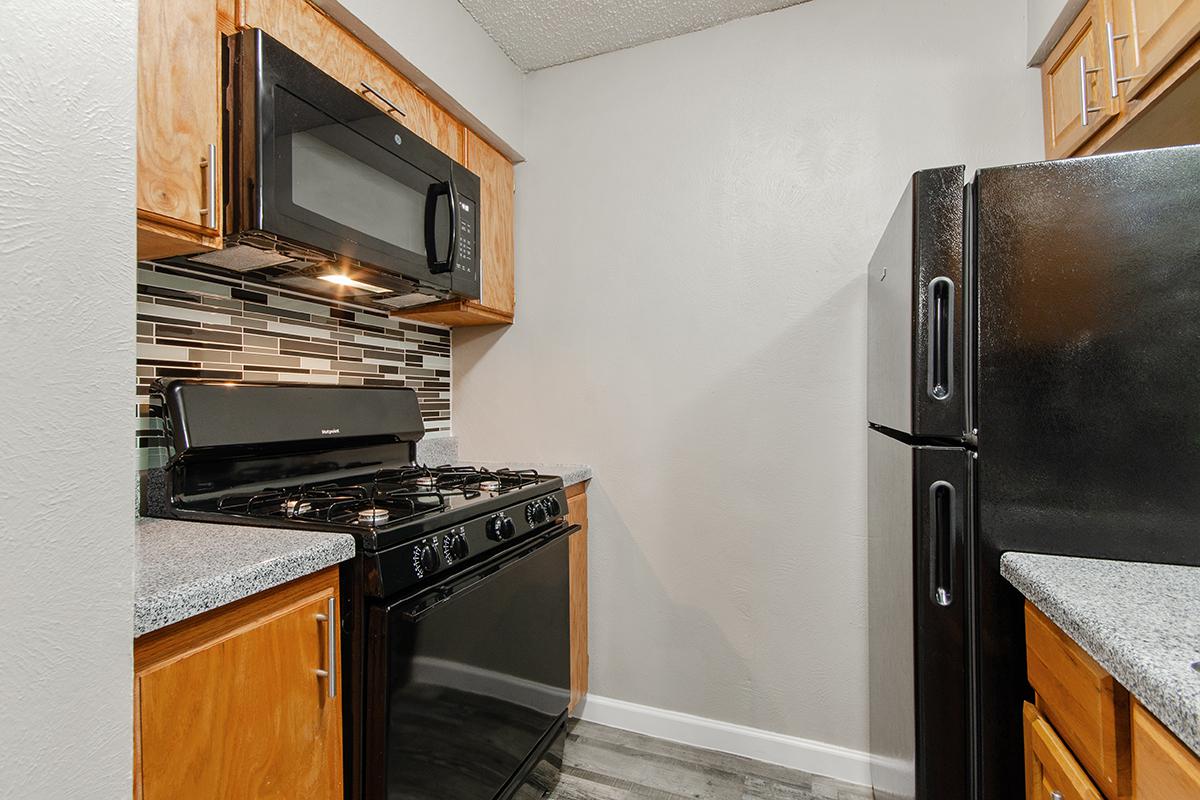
[321,428,341,435]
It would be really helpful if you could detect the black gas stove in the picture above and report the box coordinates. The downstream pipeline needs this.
[146,379,570,596]
[146,380,572,800]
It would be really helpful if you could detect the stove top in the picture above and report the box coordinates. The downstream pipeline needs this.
[146,380,570,578]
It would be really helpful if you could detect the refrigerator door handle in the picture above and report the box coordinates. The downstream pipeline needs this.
[928,480,957,607]
[926,277,955,401]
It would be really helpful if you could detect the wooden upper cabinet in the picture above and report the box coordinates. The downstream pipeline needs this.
[466,130,516,318]
[240,0,463,160]
[1042,0,1119,159]
[137,0,224,259]
[1120,0,1200,98]
[395,131,517,326]
[134,568,343,800]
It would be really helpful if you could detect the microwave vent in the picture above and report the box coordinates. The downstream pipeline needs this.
[188,245,296,272]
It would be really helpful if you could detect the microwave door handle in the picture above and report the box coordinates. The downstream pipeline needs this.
[424,181,458,275]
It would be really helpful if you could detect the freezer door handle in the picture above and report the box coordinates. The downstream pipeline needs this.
[927,277,954,401]
[928,480,957,606]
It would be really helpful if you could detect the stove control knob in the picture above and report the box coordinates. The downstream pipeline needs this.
[487,514,513,541]
[526,502,547,526]
[419,544,439,575]
[448,533,469,561]
[544,496,561,518]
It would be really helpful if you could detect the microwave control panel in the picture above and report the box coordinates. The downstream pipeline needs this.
[454,197,477,277]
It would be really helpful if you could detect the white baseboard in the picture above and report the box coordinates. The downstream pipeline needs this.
[577,694,872,787]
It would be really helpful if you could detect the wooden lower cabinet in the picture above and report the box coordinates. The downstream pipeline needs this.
[134,567,343,800]
[1131,701,1200,799]
[1025,604,1131,798]
[1022,600,1200,800]
[1025,702,1106,800]
[565,482,589,713]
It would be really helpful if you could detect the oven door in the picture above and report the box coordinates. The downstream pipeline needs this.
[365,527,573,800]
[234,29,480,298]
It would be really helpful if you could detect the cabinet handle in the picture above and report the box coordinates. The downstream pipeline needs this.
[1078,56,1103,126]
[1051,793,1063,800]
[199,143,216,228]
[1105,21,1144,97]
[314,597,337,699]
[360,81,406,118]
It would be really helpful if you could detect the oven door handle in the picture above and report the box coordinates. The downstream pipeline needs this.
[398,523,579,622]
[424,179,458,275]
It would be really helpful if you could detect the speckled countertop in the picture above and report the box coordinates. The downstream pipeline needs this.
[468,461,592,488]
[1001,552,1200,755]
[135,518,356,637]
[417,434,593,488]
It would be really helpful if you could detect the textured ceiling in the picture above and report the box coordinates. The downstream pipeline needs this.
[456,0,810,71]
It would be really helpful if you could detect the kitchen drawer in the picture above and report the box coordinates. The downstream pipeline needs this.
[1025,603,1132,799]
[1131,701,1200,799]
[1025,702,1106,800]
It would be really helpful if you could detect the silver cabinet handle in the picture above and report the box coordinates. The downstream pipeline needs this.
[1051,792,1063,800]
[199,143,216,228]
[1078,56,1103,126]
[360,81,406,118]
[314,596,337,698]
[1105,21,1143,97]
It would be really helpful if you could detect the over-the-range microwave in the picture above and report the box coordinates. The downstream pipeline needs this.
[178,28,480,310]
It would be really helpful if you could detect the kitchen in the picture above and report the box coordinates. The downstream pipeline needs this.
[3,0,1199,799]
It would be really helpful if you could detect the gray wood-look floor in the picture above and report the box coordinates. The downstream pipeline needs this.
[516,719,874,800]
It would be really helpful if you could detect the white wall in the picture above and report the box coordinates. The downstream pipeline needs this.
[316,0,527,159]
[0,2,135,797]
[454,0,1041,766]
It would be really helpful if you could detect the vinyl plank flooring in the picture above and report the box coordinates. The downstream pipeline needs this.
[524,720,872,800]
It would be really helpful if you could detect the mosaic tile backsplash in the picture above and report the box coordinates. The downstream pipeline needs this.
[136,262,451,469]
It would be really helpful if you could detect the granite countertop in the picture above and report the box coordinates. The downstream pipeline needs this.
[1001,552,1200,755]
[469,461,592,488]
[416,436,592,489]
[135,518,356,637]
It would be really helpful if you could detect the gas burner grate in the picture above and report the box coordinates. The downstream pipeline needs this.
[375,465,542,494]
[216,482,448,528]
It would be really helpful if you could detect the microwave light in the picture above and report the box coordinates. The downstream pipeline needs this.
[318,273,389,293]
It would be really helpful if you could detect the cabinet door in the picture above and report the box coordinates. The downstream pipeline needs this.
[1121,0,1200,98]
[566,486,589,713]
[464,130,516,317]
[241,0,463,159]
[137,0,222,240]
[1042,0,1119,158]
[1024,703,1106,800]
[1131,702,1200,799]
[135,572,342,800]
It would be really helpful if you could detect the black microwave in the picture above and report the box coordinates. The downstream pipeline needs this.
[195,29,480,307]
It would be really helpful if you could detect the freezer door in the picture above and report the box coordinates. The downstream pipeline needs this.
[868,166,967,438]
[868,429,972,800]
[974,143,1200,800]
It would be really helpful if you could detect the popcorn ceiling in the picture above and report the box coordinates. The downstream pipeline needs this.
[456,0,809,71]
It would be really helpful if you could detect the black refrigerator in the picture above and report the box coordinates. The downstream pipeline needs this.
[866,145,1200,800]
